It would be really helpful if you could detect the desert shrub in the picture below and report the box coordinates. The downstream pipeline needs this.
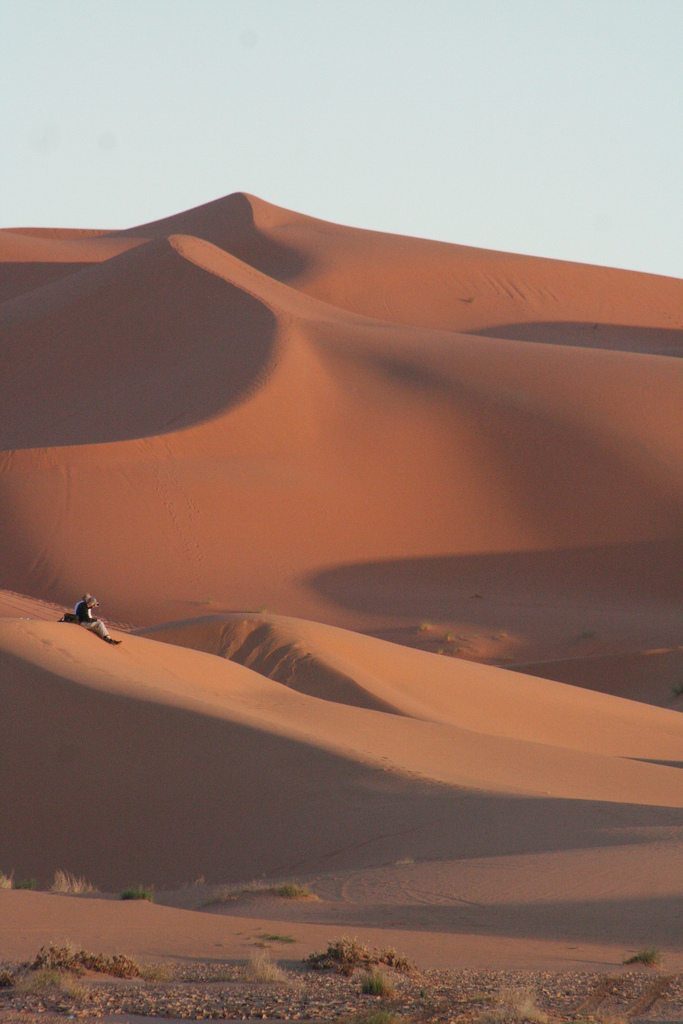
[30,943,140,979]
[0,869,13,889]
[272,883,313,899]
[15,968,87,1002]
[361,969,395,997]
[205,880,315,905]
[305,937,412,975]
[51,869,95,894]
[623,947,660,966]
[481,987,548,1024]
[671,682,683,698]
[120,886,154,901]
[139,961,174,981]
[243,951,289,984]
[259,933,296,943]
[0,969,15,987]
[15,878,37,890]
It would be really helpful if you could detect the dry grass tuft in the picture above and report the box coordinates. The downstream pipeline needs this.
[360,968,395,997]
[480,986,548,1024]
[0,869,13,889]
[205,879,316,906]
[348,1012,402,1024]
[51,869,96,894]
[623,947,660,966]
[305,936,412,975]
[138,961,175,982]
[15,967,88,1003]
[243,951,290,985]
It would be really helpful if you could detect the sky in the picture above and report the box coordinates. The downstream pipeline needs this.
[1,0,681,278]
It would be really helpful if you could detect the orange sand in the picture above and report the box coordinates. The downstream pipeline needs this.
[0,194,681,968]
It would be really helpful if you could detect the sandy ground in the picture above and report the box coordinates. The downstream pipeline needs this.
[0,194,681,978]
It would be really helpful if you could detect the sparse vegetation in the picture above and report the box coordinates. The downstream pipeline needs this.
[305,937,412,975]
[205,879,316,905]
[120,886,154,901]
[273,882,313,899]
[15,878,37,890]
[51,869,96,894]
[671,682,683,698]
[480,986,548,1024]
[259,933,296,943]
[349,1013,402,1024]
[623,947,660,966]
[139,961,175,981]
[0,869,13,889]
[361,969,395,998]
[0,969,15,987]
[418,622,432,632]
[29,942,141,978]
[15,967,87,1002]
[243,951,289,984]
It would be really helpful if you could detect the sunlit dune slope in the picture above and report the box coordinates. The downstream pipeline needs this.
[0,227,680,649]
[141,612,683,759]
[122,193,683,354]
[1,195,681,662]
[1,618,682,888]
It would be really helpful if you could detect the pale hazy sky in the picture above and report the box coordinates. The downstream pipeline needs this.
[2,0,681,277]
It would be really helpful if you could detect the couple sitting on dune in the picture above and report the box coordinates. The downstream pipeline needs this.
[61,593,122,645]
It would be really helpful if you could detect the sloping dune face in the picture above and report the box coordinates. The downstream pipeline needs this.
[0,193,681,666]
[2,619,682,889]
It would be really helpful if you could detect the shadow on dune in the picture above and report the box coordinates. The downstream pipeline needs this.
[119,192,309,283]
[288,894,683,947]
[0,263,90,303]
[474,321,683,356]
[0,240,277,448]
[2,650,682,889]
[306,539,681,620]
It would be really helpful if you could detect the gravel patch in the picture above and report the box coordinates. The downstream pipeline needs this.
[1,961,682,1022]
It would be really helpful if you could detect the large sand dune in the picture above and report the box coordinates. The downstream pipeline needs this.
[1,194,682,967]
[0,196,681,662]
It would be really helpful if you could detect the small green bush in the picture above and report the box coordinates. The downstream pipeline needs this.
[623,947,660,966]
[15,878,37,890]
[361,969,395,997]
[120,886,154,902]
[272,883,312,899]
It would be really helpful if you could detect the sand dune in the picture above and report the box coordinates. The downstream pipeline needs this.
[1,194,682,966]
[0,199,680,655]
[122,193,683,354]
[2,618,682,888]
[142,612,683,759]
[517,648,683,708]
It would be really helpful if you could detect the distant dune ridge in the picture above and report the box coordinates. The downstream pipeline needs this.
[0,194,682,968]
